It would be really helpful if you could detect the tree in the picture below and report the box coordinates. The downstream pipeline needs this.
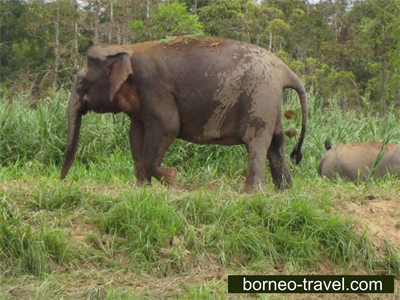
[360,0,400,113]
[386,20,400,106]
[151,1,203,39]
[198,0,244,39]
[0,0,26,82]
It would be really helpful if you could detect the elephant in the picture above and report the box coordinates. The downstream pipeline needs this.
[318,140,400,181]
[60,36,307,191]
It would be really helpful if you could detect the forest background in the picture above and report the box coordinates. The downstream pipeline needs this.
[1,0,399,114]
[1,1,400,298]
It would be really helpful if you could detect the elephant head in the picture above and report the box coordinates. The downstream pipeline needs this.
[60,47,133,180]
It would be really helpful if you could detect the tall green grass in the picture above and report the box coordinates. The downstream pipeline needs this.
[1,88,399,183]
[293,91,400,175]
[0,88,130,168]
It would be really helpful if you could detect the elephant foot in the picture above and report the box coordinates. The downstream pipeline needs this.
[277,182,291,190]
[134,180,150,189]
[160,167,178,186]
[243,182,264,194]
[134,170,152,188]
[243,185,255,194]
[273,177,292,190]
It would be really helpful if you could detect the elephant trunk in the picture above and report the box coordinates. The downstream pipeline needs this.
[60,88,83,180]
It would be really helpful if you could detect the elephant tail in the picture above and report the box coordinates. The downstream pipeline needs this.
[284,70,308,165]
[324,139,332,151]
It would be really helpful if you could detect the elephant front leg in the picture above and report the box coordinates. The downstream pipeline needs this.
[129,119,150,187]
[143,119,179,186]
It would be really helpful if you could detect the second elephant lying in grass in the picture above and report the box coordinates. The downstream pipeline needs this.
[318,141,400,181]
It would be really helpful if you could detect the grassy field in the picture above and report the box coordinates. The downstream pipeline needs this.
[0,89,399,299]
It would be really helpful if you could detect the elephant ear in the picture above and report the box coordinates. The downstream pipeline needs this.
[108,53,133,102]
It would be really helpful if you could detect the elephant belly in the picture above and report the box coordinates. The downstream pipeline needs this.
[177,99,247,145]
[178,124,243,145]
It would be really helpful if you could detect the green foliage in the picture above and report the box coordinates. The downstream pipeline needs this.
[0,0,26,81]
[275,50,305,75]
[311,64,359,107]
[128,20,148,43]
[386,10,400,103]
[1,0,82,92]
[198,0,244,39]
[1,0,399,108]
[151,1,203,39]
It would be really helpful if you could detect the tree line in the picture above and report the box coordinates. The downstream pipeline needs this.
[1,0,399,112]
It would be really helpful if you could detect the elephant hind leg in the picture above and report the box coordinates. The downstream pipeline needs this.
[267,120,291,189]
[243,130,273,193]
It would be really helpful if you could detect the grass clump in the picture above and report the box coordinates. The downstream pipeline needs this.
[30,182,88,211]
[0,198,73,276]
[173,191,385,272]
[93,187,398,275]
[105,292,152,300]
[96,189,187,264]
[179,281,225,300]
[269,197,369,268]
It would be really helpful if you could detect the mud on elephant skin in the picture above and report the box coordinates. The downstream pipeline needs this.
[318,141,400,181]
[61,36,308,191]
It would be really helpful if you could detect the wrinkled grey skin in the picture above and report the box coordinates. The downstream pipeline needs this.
[319,141,400,181]
[61,37,308,191]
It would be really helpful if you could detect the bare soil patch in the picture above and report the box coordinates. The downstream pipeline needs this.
[339,198,400,248]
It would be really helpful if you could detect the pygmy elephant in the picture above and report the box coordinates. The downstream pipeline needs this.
[61,37,308,191]
[318,141,400,181]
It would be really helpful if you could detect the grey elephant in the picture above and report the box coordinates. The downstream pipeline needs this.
[318,140,400,181]
[61,36,308,191]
